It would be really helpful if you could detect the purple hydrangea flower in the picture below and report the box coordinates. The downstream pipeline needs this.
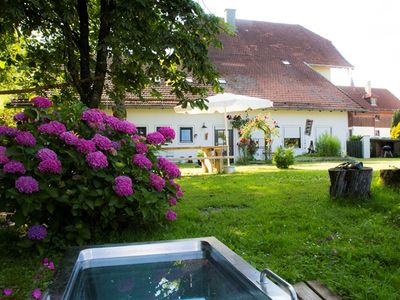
[81,109,106,124]
[150,173,165,192]
[146,132,166,145]
[38,159,62,174]
[85,151,108,169]
[111,141,121,150]
[168,197,177,206]
[0,125,18,137]
[75,138,96,154]
[60,131,79,145]
[38,121,67,136]
[157,127,175,141]
[15,131,36,146]
[15,176,39,193]
[114,176,134,197]
[3,288,13,296]
[31,96,53,108]
[132,154,152,170]
[27,225,47,240]
[36,148,58,161]
[13,112,28,122]
[176,190,184,198]
[31,288,42,300]
[157,157,181,178]
[3,160,26,174]
[131,134,142,141]
[104,115,119,129]
[165,209,177,221]
[0,146,9,164]
[92,134,113,150]
[135,142,148,154]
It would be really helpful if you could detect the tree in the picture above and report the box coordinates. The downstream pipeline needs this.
[1,0,225,117]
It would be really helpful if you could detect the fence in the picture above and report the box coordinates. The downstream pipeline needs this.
[346,140,363,158]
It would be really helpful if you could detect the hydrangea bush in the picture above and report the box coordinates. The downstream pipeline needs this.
[0,96,182,244]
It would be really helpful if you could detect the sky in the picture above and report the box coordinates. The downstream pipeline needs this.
[198,0,400,98]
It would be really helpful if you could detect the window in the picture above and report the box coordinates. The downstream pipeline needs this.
[370,98,377,106]
[283,127,301,148]
[375,114,380,121]
[137,127,147,136]
[179,127,193,143]
[375,130,380,137]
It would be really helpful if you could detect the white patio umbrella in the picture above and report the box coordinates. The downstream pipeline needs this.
[174,93,273,167]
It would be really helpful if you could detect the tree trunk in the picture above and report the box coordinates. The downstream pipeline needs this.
[380,169,400,187]
[328,167,373,198]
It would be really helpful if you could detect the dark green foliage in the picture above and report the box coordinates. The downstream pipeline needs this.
[348,135,362,141]
[316,133,341,157]
[272,146,295,168]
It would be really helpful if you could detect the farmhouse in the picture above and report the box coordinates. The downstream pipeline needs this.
[112,10,365,159]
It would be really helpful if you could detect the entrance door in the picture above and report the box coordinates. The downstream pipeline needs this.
[214,129,234,162]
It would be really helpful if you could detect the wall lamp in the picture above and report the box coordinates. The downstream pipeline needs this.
[201,123,207,129]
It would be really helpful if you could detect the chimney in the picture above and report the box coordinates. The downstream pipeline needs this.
[225,8,236,31]
[364,81,372,98]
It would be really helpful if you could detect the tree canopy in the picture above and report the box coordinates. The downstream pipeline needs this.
[1,0,226,116]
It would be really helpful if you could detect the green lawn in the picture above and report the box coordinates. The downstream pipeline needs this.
[1,160,399,299]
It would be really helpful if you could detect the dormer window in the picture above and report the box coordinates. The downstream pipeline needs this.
[281,60,290,65]
[375,114,380,121]
[370,98,377,106]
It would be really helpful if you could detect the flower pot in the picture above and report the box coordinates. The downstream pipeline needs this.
[224,166,236,174]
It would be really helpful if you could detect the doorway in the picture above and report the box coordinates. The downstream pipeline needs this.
[214,129,234,162]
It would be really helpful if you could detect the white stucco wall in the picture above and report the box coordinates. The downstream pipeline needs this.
[124,108,348,159]
[350,126,391,138]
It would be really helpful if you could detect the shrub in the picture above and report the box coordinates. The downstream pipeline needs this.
[349,135,362,141]
[272,146,294,169]
[0,97,182,245]
[390,123,400,139]
[316,133,341,157]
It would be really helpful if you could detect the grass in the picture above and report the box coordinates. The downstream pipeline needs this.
[1,159,399,299]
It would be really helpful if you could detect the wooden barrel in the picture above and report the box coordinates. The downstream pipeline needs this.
[380,169,400,187]
[328,167,373,198]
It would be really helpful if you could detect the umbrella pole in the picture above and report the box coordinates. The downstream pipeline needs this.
[224,109,230,167]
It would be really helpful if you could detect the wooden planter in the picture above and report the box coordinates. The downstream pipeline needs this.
[380,169,400,187]
[328,167,373,198]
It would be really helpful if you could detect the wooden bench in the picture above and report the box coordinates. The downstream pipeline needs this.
[294,281,341,300]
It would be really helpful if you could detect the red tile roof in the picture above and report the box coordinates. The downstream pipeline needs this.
[114,19,363,111]
[207,19,363,111]
[338,86,400,112]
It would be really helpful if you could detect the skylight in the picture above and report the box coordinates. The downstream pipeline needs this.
[281,60,291,65]
[218,78,227,84]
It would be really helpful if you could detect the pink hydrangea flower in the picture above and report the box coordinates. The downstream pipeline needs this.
[76,138,96,154]
[114,176,134,197]
[31,96,53,108]
[0,125,18,137]
[92,134,113,150]
[146,132,166,145]
[0,146,10,165]
[157,127,175,141]
[176,190,184,198]
[60,131,79,145]
[135,142,148,154]
[116,120,137,134]
[157,157,181,178]
[165,209,177,221]
[38,120,67,136]
[3,288,13,296]
[150,173,165,192]
[31,288,42,299]
[15,131,36,146]
[38,159,62,174]
[15,176,39,193]
[168,197,177,206]
[81,108,106,124]
[36,148,58,161]
[86,151,108,169]
[3,160,26,174]
[132,154,152,170]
